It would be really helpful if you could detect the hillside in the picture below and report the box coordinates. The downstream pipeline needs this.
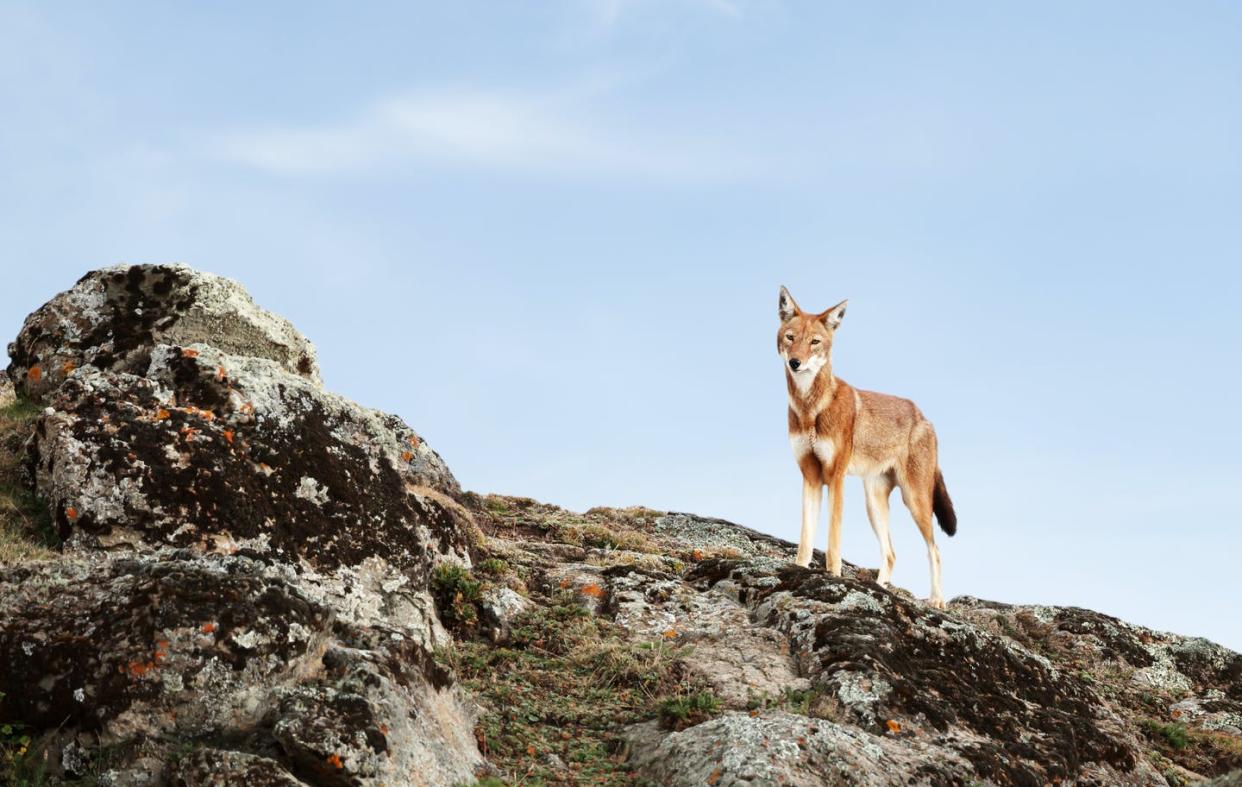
[1,265,1239,786]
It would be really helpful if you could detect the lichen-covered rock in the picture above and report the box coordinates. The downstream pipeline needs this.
[625,711,976,786]
[7,264,320,402]
[0,554,481,785]
[270,641,481,787]
[479,586,531,643]
[168,749,308,787]
[32,344,466,572]
[684,559,1167,786]
[0,369,14,408]
[0,555,331,737]
[607,564,808,705]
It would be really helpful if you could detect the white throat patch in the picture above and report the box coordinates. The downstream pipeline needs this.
[788,354,826,395]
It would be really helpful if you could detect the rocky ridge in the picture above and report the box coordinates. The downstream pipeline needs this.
[0,265,1238,786]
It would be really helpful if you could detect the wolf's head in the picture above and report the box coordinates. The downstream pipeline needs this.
[777,286,847,382]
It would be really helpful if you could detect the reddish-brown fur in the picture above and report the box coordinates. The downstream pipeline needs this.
[777,286,956,607]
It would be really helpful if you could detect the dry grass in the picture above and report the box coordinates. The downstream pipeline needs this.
[0,397,58,564]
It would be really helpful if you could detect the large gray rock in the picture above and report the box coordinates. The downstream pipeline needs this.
[625,711,977,786]
[32,342,464,572]
[0,266,484,786]
[169,749,308,787]
[678,559,1169,786]
[7,264,320,402]
[0,554,482,786]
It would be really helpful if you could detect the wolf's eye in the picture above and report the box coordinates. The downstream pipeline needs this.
[810,339,821,345]
[785,334,794,341]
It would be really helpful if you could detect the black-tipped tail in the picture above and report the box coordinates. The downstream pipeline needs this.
[933,470,957,536]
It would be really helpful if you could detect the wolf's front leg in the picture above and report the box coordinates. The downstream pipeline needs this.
[825,467,846,576]
[796,478,822,567]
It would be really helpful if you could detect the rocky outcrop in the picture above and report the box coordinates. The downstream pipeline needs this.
[32,344,464,569]
[470,498,1241,786]
[0,266,481,786]
[2,266,1239,786]
[7,265,319,403]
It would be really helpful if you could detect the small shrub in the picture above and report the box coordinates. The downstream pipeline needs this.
[1143,720,1190,750]
[0,692,34,784]
[0,398,59,564]
[432,564,483,632]
[659,692,721,731]
[476,558,509,577]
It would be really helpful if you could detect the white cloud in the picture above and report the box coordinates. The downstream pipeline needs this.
[211,87,756,183]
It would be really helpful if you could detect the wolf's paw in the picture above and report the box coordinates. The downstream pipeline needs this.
[927,597,946,610]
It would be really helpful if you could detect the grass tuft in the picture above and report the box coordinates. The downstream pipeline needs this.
[0,398,58,564]
[658,692,721,731]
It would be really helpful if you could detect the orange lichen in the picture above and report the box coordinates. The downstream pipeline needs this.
[181,348,199,358]
[886,719,902,734]
[408,435,420,447]
[708,768,723,785]
[128,660,155,677]
[326,754,343,770]
[379,724,389,735]
[65,506,79,521]
[27,365,42,382]
[580,583,605,599]
[559,578,573,589]
[201,622,217,634]
[662,628,678,639]
[401,451,414,462]
[155,408,171,421]
[691,549,704,561]
[61,361,76,375]
[216,366,227,380]
[222,430,235,445]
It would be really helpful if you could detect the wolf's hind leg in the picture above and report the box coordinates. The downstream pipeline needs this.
[864,473,896,586]
[899,464,945,610]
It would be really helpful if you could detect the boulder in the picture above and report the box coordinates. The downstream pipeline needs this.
[0,265,483,786]
[169,749,308,787]
[0,554,482,785]
[680,559,1167,786]
[32,343,466,571]
[624,711,976,786]
[7,264,320,402]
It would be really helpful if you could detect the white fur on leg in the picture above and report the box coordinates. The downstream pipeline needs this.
[863,477,895,586]
[825,483,843,577]
[796,480,821,567]
[927,542,945,609]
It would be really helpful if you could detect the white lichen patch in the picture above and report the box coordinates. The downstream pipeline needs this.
[832,671,892,725]
[295,476,329,506]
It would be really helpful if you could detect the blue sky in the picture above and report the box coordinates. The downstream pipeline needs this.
[2,1,1240,649]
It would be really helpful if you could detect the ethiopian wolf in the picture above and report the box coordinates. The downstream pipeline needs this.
[777,286,956,608]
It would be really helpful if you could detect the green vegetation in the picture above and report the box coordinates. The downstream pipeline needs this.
[658,692,721,731]
[443,592,702,785]
[431,563,483,632]
[0,397,58,565]
[1143,720,1190,750]
[1,691,34,783]
[744,685,842,721]
[475,557,509,577]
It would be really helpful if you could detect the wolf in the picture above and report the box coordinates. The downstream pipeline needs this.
[777,286,956,608]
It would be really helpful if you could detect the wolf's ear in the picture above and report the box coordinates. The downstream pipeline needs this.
[820,299,848,329]
[778,286,800,322]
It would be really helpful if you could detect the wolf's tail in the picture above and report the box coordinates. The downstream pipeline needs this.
[933,470,957,536]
